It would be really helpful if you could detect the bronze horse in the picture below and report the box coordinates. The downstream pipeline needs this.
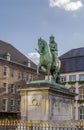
[37,38,61,83]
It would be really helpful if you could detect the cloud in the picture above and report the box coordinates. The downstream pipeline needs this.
[28,52,39,65]
[49,0,83,11]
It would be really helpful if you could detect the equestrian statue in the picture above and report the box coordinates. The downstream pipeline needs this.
[36,35,61,83]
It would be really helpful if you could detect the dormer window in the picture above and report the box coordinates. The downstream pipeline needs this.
[69,86,75,93]
[6,52,11,61]
[24,60,31,67]
[28,60,31,67]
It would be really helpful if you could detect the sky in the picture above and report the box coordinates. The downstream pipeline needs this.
[0,0,84,64]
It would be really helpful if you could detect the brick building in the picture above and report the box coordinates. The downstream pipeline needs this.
[0,40,45,119]
[59,47,84,120]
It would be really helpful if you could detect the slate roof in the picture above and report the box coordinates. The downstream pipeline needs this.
[60,47,84,59]
[59,47,84,73]
[0,40,36,68]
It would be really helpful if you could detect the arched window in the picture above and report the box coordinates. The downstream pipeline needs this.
[79,86,84,99]
[78,106,84,120]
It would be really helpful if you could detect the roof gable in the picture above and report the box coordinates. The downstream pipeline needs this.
[0,40,36,68]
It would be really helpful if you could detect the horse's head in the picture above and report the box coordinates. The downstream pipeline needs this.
[38,38,45,54]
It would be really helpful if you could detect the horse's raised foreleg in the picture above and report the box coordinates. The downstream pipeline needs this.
[37,63,41,75]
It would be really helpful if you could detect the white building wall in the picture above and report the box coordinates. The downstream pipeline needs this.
[60,71,84,120]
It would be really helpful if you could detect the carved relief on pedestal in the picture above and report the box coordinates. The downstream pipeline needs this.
[52,96,72,117]
[32,98,38,106]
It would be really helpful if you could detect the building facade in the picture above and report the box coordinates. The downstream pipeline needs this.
[0,40,45,119]
[59,47,84,120]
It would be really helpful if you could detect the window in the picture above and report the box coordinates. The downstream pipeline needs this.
[28,74,33,81]
[10,84,15,93]
[18,85,21,89]
[60,76,66,82]
[79,86,84,99]
[10,100,15,112]
[79,74,84,81]
[2,83,7,93]
[2,99,7,111]
[18,72,22,80]
[69,87,75,93]
[10,69,14,77]
[79,106,84,120]
[69,75,76,82]
[26,74,33,83]
[3,66,8,76]
[80,109,84,119]
[17,100,21,111]
[26,74,33,84]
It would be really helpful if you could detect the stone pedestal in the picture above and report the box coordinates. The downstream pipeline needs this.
[19,80,76,121]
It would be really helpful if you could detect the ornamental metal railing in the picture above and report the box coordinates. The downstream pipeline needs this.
[0,120,84,130]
